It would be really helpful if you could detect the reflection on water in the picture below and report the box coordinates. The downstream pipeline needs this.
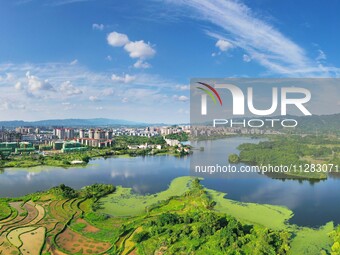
[193,138,340,227]
[0,137,339,227]
[0,155,189,197]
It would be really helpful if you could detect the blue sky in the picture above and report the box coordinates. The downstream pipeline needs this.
[0,0,339,123]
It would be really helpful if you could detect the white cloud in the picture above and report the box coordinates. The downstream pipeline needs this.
[0,99,11,110]
[92,23,104,31]
[0,61,190,123]
[0,98,25,110]
[133,60,151,69]
[168,0,340,77]
[0,73,15,82]
[111,74,136,83]
[124,40,156,59]
[60,81,83,96]
[119,88,167,104]
[101,88,114,96]
[243,54,251,62]
[316,50,326,62]
[14,82,22,90]
[173,95,189,102]
[46,0,94,6]
[70,59,78,65]
[215,39,233,52]
[107,31,156,66]
[89,96,100,102]
[26,71,55,92]
[107,32,129,47]
[175,85,189,90]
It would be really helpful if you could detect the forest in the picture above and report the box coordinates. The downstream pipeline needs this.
[232,135,340,179]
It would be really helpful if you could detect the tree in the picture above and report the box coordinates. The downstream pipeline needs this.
[228,153,240,163]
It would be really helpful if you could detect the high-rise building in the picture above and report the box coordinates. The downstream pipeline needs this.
[106,130,113,140]
[65,128,75,139]
[89,129,95,139]
[94,129,105,140]
[0,131,22,142]
[55,128,65,139]
[79,129,85,138]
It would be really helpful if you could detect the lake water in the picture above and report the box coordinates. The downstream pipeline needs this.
[1,137,339,227]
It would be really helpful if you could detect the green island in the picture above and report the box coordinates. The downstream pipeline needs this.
[0,135,190,169]
[0,176,338,255]
[230,135,340,179]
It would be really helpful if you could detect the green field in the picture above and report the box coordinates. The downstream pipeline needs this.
[98,176,193,216]
[0,176,337,254]
[288,223,334,255]
[208,188,292,230]
[0,202,12,220]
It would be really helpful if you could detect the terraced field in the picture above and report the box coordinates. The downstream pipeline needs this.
[0,196,115,255]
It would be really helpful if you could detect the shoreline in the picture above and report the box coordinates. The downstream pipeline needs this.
[0,175,334,254]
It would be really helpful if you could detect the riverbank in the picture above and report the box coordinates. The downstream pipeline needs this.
[96,176,334,254]
[0,176,335,254]
[0,146,189,169]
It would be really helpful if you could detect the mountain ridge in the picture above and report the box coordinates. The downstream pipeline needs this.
[0,118,151,127]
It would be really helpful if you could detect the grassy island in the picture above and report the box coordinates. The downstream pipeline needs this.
[234,135,340,180]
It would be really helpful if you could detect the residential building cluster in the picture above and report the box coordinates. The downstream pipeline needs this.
[0,125,191,155]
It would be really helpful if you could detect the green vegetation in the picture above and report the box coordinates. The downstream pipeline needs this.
[132,179,290,255]
[0,135,190,169]
[0,201,11,220]
[289,223,334,255]
[50,184,79,199]
[228,153,240,163]
[137,212,290,255]
[98,176,192,216]
[208,188,292,230]
[235,135,340,179]
[330,225,340,255]
[0,176,337,254]
[83,183,116,199]
[49,183,115,200]
[207,185,334,254]
[114,135,166,146]
[165,132,189,141]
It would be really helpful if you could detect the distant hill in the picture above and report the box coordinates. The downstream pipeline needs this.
[294,113,340,133]
[0,118,149,127]
[255,113,340,133]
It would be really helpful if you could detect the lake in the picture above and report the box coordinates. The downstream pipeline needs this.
[1,137,339,227]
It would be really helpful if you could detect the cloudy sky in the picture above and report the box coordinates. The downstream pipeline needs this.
[0,0,339,123]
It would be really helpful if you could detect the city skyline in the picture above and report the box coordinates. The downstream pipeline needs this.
[1,0,340,123]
